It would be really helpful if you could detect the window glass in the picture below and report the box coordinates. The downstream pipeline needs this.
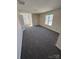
[45,14,53,26]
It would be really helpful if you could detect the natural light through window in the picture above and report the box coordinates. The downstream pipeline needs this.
[45,14,53,26]
[20,13,32,26]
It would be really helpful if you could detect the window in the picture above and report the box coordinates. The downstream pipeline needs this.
[20,13,32,26]
[45,14,53,26]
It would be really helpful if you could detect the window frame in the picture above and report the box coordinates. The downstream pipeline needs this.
[45,14,54,26]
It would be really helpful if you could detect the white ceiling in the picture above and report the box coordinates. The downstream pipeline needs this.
[17,0,61,13]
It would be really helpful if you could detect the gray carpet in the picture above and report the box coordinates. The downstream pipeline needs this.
[21,26,60,59]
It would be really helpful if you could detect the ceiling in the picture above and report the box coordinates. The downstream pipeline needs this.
[17,0,61,13]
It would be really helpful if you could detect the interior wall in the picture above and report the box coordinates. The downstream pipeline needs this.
[39,8,61,49]
[32,14,40,26]
[19,15,25,30]
[17,11,23,59]
[56,34,61,49]
[39,8,61,33]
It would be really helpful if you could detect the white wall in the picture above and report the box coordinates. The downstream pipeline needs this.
[56,34,61,49]
[40,8,61,33]
[19,15,25,30]
[17,11,23,59]
[32,14,40,26]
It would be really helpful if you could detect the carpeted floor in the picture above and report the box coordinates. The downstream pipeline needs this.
[21,26,61,59]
